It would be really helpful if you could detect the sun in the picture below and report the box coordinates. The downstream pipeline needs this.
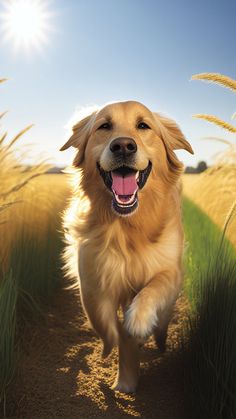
[0,0,52,51]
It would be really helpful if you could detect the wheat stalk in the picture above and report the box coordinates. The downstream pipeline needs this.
[221,199,236,243]
[5,124,34,150]
[0,111,8,120]
[0,132,7,147]
[193,114,236,133]
[192,73,236,93]
[202,137,233,146]
[0,201,22,213]
[0,172,46,199]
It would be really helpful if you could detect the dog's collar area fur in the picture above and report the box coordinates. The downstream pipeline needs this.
[96,161,152,216]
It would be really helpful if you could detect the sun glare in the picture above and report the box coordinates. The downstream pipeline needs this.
[0,0,52,51]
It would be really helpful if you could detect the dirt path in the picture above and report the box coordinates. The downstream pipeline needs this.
[7,288,190,418]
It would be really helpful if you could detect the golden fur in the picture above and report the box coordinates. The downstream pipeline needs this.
[60,100,193,393]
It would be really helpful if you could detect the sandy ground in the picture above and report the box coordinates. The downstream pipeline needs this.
[7,288,190,419]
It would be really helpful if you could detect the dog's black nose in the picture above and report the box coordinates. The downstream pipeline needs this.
[110,137,137,156]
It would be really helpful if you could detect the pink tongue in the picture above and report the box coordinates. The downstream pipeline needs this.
[111,172,137,195]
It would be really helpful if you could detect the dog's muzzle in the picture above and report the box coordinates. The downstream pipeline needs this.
[97,137,152,216]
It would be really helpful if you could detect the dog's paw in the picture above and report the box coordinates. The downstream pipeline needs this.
[112,378,137,394]
[124,295,158,339]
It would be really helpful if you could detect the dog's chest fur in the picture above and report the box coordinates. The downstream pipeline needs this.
[79,217,182,299]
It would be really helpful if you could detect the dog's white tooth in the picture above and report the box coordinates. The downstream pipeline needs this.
[135,172,139,179]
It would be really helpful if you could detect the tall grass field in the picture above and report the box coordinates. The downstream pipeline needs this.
[0,173,70,410]
[0,79,70,410]
[0,87,71,411]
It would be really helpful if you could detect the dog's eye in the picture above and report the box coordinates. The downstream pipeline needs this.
[97,122,112,130]
[137,122,151,130]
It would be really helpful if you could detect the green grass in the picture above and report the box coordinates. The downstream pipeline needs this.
[10,225,64,307]
[0,271,17,414]
[182,197,236,419]
[182,197,234,304]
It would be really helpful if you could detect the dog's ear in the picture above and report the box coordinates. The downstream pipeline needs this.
[153,112,194,172]
[154,113,194,154]
[60,111,97,166]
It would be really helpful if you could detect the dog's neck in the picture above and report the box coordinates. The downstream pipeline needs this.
[79,182,180,244]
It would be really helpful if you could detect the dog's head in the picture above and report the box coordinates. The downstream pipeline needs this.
[60,101,193,217]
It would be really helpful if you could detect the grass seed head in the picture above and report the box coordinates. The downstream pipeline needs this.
[193,114,236,133]
[191,73,236,93]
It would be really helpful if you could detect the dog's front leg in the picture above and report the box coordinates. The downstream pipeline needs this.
[124,269,182,339]
[78,245,119,357]
[80,285,119,358]
[112,326,140,394]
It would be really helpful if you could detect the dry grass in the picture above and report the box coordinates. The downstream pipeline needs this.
[193,114,236,133]
[183,166,236,247]
[0,174,70,270]
[192,72,236,140]
[191,73,236,93]
[0,78,51,271]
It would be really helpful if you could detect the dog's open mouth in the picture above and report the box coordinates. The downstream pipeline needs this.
[97,161,152,216]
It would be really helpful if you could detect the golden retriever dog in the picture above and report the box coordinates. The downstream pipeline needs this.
[60,100,193,393]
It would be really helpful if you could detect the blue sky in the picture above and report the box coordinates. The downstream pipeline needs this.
[0,0,235,167]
